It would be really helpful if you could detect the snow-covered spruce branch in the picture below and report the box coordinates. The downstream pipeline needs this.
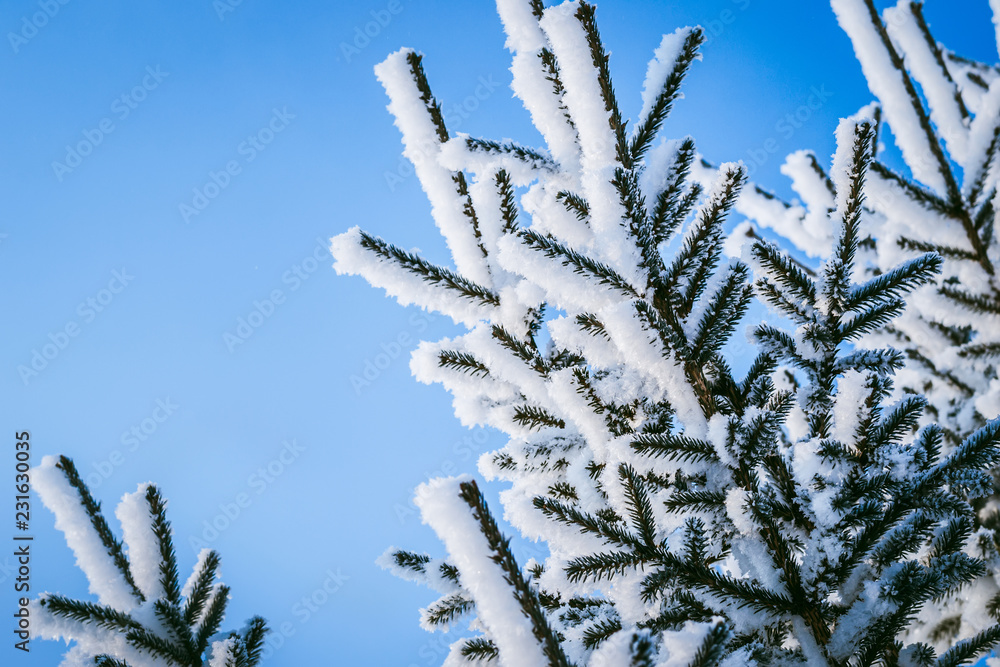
[31,455,267,667]
[725,0,1000,650]
[733,0,1000,436]
[332,0,1000,664]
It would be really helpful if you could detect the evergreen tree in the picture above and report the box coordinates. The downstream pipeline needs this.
[332,0,1000,664]
[728,0,1000,650]
[31,455,268,667]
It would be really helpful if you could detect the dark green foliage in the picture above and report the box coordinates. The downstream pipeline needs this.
[439,350,492,377]
[466,137,557,171]
[357,231,500,308]
[424,593,475,629]
[687,621,731,667]
[462,637,500,662]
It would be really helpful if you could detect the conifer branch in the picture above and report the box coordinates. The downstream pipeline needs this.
[194,585,231,652]
[839,300,907,341]
[153,600,196,658]
[239,617,270,667]
[438,350,492,377]
[663,490,726,514]
[844,253,941,313]
[935,623,1000,667]
[689,263,753,364]
[620,464,657,549]
[513,404,567,431]
[146,486,182,607]
[533,495,636,549]
[576,312,612,340]
[566,550,652,583]
[582,618,622,650]
[630,30,705,164]
[664,165,746,318]
[575,1,629,168]
[907,2,971,122]
[358,231,500,307]
[824,120,874,317]
[462,637,500,661]
[686,621,731,667]
[404,51,488,259]
[53,457,145,603]
[95,657,131,667]
[869,162,954,218]
[39,595,141,633]
[557,190,591,222]
[493,324,545,374]
[125,625,191,664]
[631,433,719,465]
[655,550,799,616]
[465,137,557,171]
[649,137,697,246]
[751,241,818,309]
[389,549,431,574]
[629,632,657,667]
[424,593,474,629]
[855,0,966,217]
[182,551,221,626]
[496,170,519,234]
[519,228,641,297]
[938,285,1000,317]
[457,480,574,667]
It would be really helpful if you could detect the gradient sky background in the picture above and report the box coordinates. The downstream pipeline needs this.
[2,0,997,664]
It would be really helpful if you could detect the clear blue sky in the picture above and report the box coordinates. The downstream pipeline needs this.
[1,0,996,664]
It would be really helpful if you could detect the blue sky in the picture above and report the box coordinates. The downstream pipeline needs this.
[1,0,996,664]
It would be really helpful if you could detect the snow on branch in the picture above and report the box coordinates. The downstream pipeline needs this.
[32,456,267,667]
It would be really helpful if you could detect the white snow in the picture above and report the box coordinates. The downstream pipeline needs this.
[330,227,497,327]
[33,456,138,611]
[539,2,644,286]
[416,475,548,667]
[884,1,970,167]
[374,49,494,287]
[116,484,163,602]
[831,0,948,192]
[496,0,582,171]
[635,29,696,138]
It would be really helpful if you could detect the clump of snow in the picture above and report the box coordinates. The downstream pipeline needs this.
[33,456,138,611]
[416,475,548,667]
